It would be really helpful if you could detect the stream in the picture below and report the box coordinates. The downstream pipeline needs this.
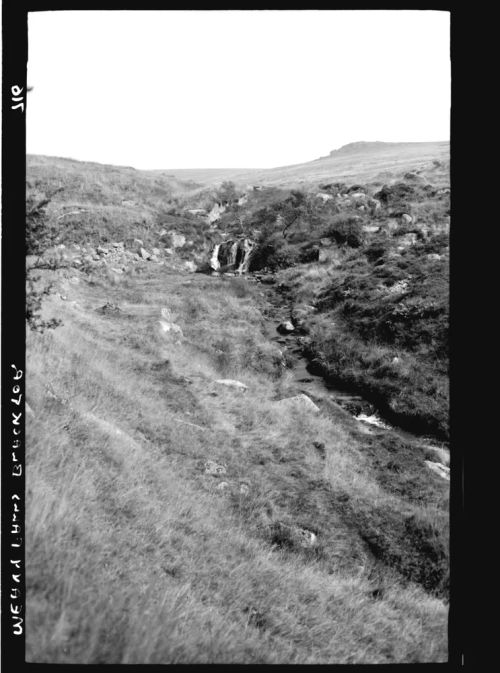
[247,272,450,466]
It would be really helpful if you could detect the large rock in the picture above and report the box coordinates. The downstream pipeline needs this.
[215,379,248,392]
[277,321,294,334]
[269,521,318,549]
[207,202,226,224]
[170,232,186,248]
[275,394,320,414]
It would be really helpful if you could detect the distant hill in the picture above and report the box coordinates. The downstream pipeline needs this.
[159,141,449,187]
[28,141,449,192]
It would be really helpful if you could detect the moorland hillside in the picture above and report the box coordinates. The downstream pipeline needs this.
[156,140,449,187]
[25,143,450,664]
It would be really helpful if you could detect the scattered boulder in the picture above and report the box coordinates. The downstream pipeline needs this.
[158,309,183,341]
[269,521,318,550]
[158,319,183,336]
[275,394,320,414]
[184,261,197,273]
[318,248,343,265]
[400,213,413,225]
[97,302,121,315]
[140,247,151,260]
[207,203,226,224]
[204,460,227,476]
[170,232,186,248]
[277,321,294,334]
[385,279,410,295]
[215,379,248,392]
[216,481,230,491]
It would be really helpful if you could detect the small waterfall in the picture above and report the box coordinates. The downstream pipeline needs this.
[228,241,239,268]
[235,239,254,275]
[210,243,221,271]
[209,238,255,274]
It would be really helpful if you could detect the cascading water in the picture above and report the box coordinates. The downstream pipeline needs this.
[209,239,255,275]
[210,243,221,271]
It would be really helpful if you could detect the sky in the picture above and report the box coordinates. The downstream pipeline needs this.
[27,10,450,170]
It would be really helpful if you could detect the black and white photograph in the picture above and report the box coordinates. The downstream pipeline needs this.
[3,6,453,666]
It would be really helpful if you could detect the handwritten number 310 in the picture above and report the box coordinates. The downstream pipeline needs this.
[11,85,24,112]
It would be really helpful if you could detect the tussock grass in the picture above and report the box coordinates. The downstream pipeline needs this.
[27,263,448,663]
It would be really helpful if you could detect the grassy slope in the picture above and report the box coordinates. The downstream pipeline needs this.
[26,150,449,663]
[158,141,450,187]
[27,266,448,664]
